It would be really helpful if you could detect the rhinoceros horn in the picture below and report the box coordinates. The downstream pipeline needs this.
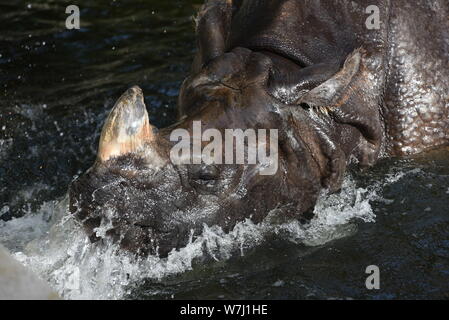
[97,86,157,162]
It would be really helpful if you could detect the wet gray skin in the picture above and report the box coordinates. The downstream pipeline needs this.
[69,0,448,257]
[69,84,315,257]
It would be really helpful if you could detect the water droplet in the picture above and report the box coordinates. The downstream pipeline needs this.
[272,280,285,287]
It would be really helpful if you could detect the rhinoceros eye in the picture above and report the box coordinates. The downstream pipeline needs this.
[190,164,219,181]
[199,166,219,181]
[189,165,219,191]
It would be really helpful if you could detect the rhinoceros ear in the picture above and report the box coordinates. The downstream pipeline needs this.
[97,86,157,163]
[193,0,233,69]
[295,48,383,166]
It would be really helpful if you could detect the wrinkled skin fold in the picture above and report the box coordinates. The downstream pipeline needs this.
[69,0,449,257]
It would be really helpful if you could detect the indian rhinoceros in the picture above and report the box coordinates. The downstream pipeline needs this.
[69,0,448,256]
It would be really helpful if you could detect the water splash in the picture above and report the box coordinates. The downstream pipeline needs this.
[0,169,415,300]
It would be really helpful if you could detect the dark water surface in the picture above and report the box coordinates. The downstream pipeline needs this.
[1,0,448,299]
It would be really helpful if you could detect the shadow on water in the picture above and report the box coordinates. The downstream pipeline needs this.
[0,0,448,300]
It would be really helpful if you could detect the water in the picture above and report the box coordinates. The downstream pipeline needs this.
[1,0,448,300]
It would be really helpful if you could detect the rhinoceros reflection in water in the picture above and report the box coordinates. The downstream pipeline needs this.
[69,0,449,257]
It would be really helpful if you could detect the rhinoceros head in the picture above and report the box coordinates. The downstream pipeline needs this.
[69,1,383,257]
[68,50,327,256]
